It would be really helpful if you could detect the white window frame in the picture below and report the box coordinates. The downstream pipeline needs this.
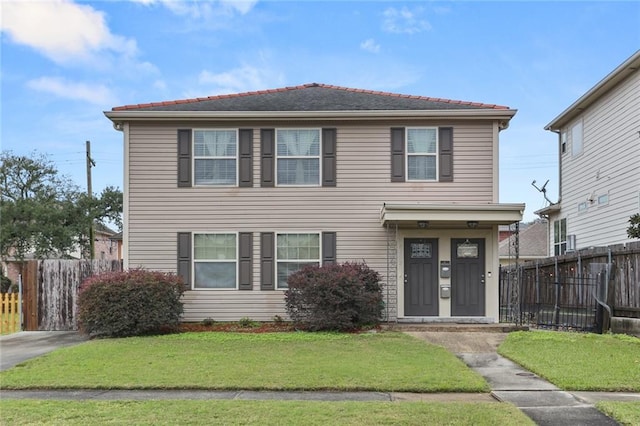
[275,128,322,187]
[193,129,238,186]
[553,218,567,256]
[405,127,438,182]
[192,232,238,290]
[598,193,609,206]
[571,120,583,157]
[561,131,567,154]
[577,202,588,213]
[275,232,322,290]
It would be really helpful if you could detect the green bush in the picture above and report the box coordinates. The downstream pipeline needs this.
[284,262,383,331]
[78,269,184,338]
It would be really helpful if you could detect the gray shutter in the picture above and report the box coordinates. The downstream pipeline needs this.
[322,232,336,264]
[322,128,337,187]
[177,232,191,290]
[260,232,275,290]
[439,127,454,182]
[239,129,253,187]
[261,129,275,187]
[238,232,252,290]
[390,127,405,182]
[177,129,192,187]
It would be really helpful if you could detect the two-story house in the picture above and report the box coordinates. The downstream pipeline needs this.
[537,50,640,254]
[105,83,523,323]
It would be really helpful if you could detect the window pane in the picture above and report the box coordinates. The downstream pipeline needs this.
[195,159,236,185]
[194,234,236,260]
[277,233,320,260]
[277,261,319,289]
[277,130,320,156]
[277,159,319,185]
[194,130,236,157]
[408,156,436,180]
[194,262,236,288]
[407,128,436,154]
[571,122,583,156]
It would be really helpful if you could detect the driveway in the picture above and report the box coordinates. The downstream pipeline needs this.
[0,331,88,371]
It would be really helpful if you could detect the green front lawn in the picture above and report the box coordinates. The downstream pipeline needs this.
[0,400,533,425]
[498,331,640,391]
[596,402,640,426]
[0,332,488,392]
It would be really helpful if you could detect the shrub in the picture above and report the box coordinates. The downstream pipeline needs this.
[238,316,259,328]
[284,262,383,331]
[0,273,14,293]
[78,269,184,338]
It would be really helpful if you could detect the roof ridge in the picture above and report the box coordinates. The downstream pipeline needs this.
[112,83,510,111]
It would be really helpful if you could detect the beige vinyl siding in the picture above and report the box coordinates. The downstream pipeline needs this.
[557,69,639,249]
[126,120,497,321]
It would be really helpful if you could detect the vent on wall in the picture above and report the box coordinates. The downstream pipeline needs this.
[567,234,576,252]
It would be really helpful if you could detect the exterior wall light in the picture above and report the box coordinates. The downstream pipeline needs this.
[417,221,429,228]
[467,221,479,229]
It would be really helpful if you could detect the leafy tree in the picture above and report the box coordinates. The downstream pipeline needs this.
[0,151,122,265]
[628,214,640,239]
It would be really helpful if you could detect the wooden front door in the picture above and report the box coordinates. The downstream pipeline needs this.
[451,238,485,316]
[404,238,438,316]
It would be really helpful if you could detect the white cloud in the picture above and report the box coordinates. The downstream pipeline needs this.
[130,0,257,18]
[196,64,284,95]
[27,77,118,106]
[382,7,432,34]
[360,38,381,54]
[0,0,137,65]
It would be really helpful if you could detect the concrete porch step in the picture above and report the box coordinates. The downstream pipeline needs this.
[380,323,528,333]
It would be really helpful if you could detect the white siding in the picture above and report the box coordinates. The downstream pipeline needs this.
[126,120,499,321]
[556,69,640,249]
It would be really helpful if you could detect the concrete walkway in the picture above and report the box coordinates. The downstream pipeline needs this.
[409,331,640,426]
[0,331,88,371]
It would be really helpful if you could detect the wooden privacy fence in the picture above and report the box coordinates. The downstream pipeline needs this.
[500,241,640,332]
[1,292,20,334]
[22,259,122,331]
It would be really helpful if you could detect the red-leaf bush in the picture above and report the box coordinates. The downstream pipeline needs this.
[284,262,383,331]
[78,269,184,338]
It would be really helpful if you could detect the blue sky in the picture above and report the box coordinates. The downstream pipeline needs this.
[1,0,639,221]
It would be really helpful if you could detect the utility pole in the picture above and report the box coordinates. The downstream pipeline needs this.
[86,141,96,259]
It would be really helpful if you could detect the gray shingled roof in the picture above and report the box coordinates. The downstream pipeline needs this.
[113,83,509,112]
[499,221,549,259]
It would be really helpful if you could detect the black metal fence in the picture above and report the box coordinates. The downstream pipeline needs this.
[499,264,606,332]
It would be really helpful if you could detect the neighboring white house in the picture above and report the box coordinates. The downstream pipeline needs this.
[537,50,640,254]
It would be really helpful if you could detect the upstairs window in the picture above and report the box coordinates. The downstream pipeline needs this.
[194,130,237,185]
[406,128,438,181]
[276,129,320,185]
[571,121,583,157]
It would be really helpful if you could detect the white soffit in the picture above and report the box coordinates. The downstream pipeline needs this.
[380,203,525,225]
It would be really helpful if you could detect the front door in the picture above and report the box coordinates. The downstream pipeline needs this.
[451,238,485,316]
[404,238,438,316]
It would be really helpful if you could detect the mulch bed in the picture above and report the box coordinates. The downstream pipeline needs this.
[178,322,296,333]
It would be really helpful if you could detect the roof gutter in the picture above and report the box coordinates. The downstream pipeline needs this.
[104,108,517,123]
[545,50,640,131]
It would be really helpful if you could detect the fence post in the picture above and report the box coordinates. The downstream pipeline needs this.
[553,257,560,328]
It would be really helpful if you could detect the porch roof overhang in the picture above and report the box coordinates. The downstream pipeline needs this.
[534,203,560,218]
[380,203,525,228]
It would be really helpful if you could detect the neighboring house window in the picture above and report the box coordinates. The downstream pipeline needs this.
[194,130,237,185]
[561,131,567,154]
[553,218,567,256]
[578,202,587,213]
[571,121,583,157]
[276,129,320,185]
[193,233,237,289]
[276,233,320,289]
[406,128,437,181]
[598,193,609,205]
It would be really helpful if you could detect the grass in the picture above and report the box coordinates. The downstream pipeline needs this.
[498,331,640,391]
[0,332,488,392]
[596,402,640,426]
[0,400,534,425]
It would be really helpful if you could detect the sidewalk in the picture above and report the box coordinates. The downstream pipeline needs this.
[409,331,639,426]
